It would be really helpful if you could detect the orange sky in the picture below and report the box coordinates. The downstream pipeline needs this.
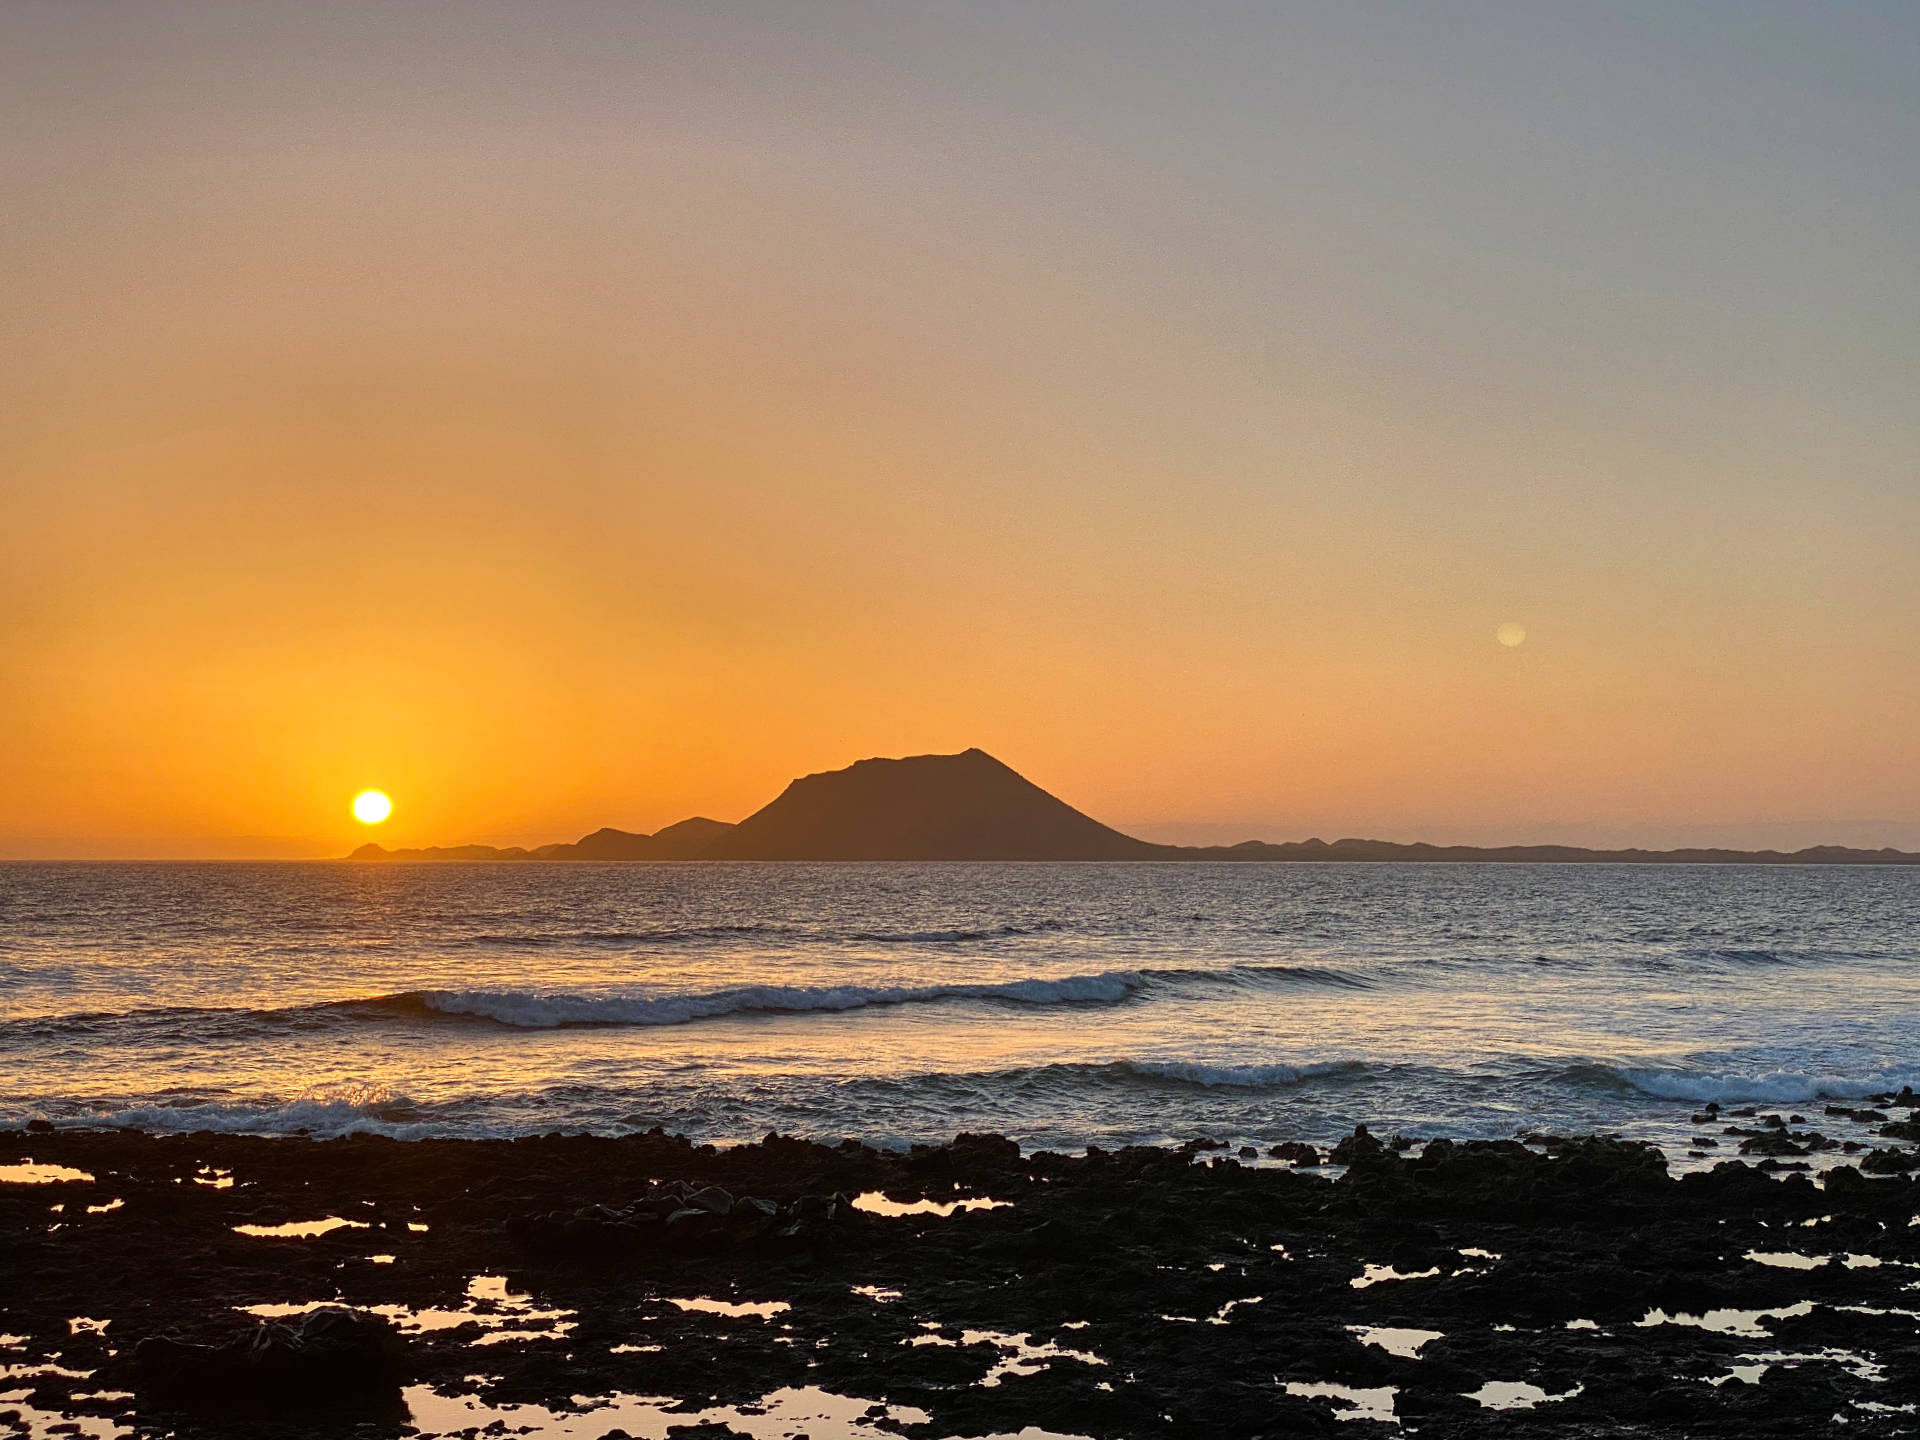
[3,4,1917,858]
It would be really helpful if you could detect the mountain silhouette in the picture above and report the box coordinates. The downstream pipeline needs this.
[350,816,733,864]
[534,817,735,861]
[704,748,1157,860]
[347,749,1920,865]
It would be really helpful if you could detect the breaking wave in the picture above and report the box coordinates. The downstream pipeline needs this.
[387,970,1153,1029]
[24,1086,454,1141]
[2,963,1377,1039]
[1113,1059,1370,1089]
[1590,1065,1920,1105]
[373,960,1374,1027]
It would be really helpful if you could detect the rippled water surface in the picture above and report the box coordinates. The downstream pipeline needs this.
[2,862,1916,1154]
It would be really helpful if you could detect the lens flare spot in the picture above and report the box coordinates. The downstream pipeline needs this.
[352,790,393,824]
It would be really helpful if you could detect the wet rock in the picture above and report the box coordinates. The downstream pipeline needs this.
[1395,1385,1484,1421]
[792,1193,837,1222]
[1641,1383,1712,1424]
[1827,1104,1887,1123]
[901,1132,1022,1183]
[947,1131,1021,1173]
[132,1305,404,1411]
[18,1121,1920,1440]
[685,1185,734,1216]
[666,1206,722,1236]
[1861,1147,1918,1174]
[1268,1141,1321,1166]
[1329,1125,1385,1167]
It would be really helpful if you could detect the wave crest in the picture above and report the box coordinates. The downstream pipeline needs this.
[1593,1065,1918,1105]
[1115,1059,1368,1089]
[0,961,1382,1039]
[396,969,1152,1029]
[36,1085,445,1140]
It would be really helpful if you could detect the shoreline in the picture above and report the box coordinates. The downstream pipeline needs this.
[12,1067,1918,1167]
[5,1119,1920,1437]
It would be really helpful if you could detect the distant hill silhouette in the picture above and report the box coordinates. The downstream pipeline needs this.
[351,816,732,864]
[348,749,1920,865]
[705,748,1158,860]
[535,817,735,861]
[1177,837,1920,865]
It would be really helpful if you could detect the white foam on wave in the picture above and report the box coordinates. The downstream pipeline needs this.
[1120,1059,1360,1089]
[418,970,1150,1029]
[56,1086,455,1141]
[9,963,1372,1039]
[1614,1067,1917,1105]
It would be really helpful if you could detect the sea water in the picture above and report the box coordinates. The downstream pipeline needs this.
[2,862,1916,1159]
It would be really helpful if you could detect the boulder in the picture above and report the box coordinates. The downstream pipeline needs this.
[685,1185,734,1216]
[1268,1141,1322,1166]
[1329,1126,1386,1167]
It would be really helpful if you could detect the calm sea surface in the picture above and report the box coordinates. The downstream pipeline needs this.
[3,862,1916,1160]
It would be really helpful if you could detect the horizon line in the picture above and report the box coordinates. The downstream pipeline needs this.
[9,820,1920,864]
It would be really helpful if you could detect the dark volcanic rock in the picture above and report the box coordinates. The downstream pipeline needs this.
[131,1305,404,1412]
[7,1125,1920,1440]
[1268,1140,1322,1165]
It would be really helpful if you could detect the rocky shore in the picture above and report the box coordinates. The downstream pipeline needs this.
[5,1108,1920,1438]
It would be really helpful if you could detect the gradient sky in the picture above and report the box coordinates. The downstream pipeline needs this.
[3,2,1917,858]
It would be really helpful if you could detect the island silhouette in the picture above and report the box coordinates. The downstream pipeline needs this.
[349,748,1919,864]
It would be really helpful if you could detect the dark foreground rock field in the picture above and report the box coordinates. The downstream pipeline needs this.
[6,1110,1920,1438]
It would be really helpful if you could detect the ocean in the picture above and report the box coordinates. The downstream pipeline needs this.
[3,861,1916,1161]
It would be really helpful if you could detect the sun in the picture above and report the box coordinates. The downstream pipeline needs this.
[1496,622,1527,648]
[352,790,393,824]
